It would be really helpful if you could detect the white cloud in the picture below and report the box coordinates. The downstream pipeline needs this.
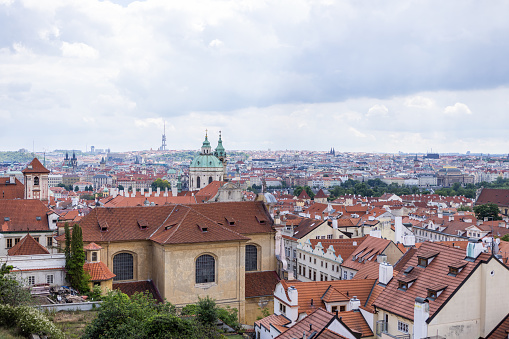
[366,104,388,117]
[209,39,224,48]
[134,117,164,128]
[443,102,472,115]
[404,96,434,108]
[61,42,99,59]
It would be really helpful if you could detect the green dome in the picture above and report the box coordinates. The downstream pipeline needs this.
[167,168,177,174]
[190,154,223,168]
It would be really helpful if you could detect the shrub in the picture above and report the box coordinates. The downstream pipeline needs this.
[0,304,16,326]
[0,305,65,339]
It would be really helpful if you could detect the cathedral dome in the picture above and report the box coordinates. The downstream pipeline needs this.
[190,154,223,168]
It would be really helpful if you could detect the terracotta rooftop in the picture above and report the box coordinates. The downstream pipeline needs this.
[297,189,311,200]
[476,188,509,207]
[245,271,280,298]
[77,201,274,245]
[279,279,377,315]
[0,199,54,232]
[7,233,50,256]
[84,261,115,281]
[83,242,102,250]
[275,308,334,339]
[113,280,163,303]
[342,236,398,272]
[373,241,491,322]
[254,314,291,333]
[314,189,328,199]
[338,310,373,337]
[0,177,24,200]
[22,158,50,174]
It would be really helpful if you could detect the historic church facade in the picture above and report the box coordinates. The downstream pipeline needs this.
[189,132,227,191]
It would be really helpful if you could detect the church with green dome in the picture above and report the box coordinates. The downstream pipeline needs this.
[189,131,227,191]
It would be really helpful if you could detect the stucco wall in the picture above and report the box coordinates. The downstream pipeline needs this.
[245,297,273,326]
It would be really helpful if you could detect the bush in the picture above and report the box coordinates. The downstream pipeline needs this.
[0,304,64,339]
[217,306,240,331]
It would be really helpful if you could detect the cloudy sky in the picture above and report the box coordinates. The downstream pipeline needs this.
[1,0,509,154]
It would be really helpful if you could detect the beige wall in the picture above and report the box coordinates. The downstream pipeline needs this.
[101,240,154,282]
[429,258,509,339]
[245,297,274,326]
[383,242,403,266]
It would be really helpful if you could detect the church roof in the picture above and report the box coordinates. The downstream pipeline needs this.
[190,154,223,168]
[8,233,50,256]
[22,158,50,174]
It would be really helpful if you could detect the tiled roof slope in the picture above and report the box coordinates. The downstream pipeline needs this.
[373,241,490,321]
[484,312,509,339]
[280,279,377,315]
[275,308,334,339]
[104,195,197,207]
[84,262,115,281]
[255,314,290,333]
[7,233,50,256]
[317,329,348,339]
[245,271,280,298]
[113,280,163,303]
[342,236,395,272]
[0,200,53,232]
[337,310,373,337]
[78,201,273,243]
[22,158,50,174]
[292,218,328,240]
[0,177,24,199]
[476,188,509,207]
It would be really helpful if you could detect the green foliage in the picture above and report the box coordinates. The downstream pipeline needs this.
[216,306,240,331]
[293,186,315,199]
[64,223,71,268]
[0,151,37,163]
[144,314,197,339]
[82,291,179,339]
[74,186,79,192]
[457,205,472,212]
[0,304,64,339]
[87,285,102,301]
[196,296,217,326]
[66,224,89,293]
[500,234,509,242]
[80,194,95,201]
[151,178,171,191]
[473,203,502,221]
[180,304,198,315]
[0,263,32,307]
[118,184,125,191]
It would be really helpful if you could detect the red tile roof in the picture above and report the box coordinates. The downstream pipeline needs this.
[77,201,274,245]
[22,158,50,174]
[0,177,24,199]
[280,279,377,315]
[373,241,491,321]
[0,200,54,232]
[8,233,50,256]
[484,312,509,339]
[275,308,334,339]
[342,236,397,272]
[337,310,373,337]
[476,188,509,207]
[255,314,291,333]
[84,242,102,250]
[245,271,280,298]
[315,189,328,199]
[84,261,115,281]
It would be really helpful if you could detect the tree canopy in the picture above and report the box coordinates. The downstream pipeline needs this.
[151,178,171,191]
[293,186,315,199]
[473,203,502,221]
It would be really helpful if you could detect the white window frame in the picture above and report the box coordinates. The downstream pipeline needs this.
[46,274,54,284]
[28,276,35,285]
[397,320,409,334]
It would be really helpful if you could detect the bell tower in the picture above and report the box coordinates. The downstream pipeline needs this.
[22,158,50,201]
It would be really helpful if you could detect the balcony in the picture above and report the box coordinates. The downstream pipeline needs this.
[376,321,411,339]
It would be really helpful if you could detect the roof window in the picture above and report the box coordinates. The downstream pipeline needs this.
[404,266,414,274]
[198,225,208,233]
[4,217,10,221]
[99,220,108,232]
[137,219,149,230]
[255,216,267,224]
[225,217,236,226]
[36,216,41,221]
[427,284,447,300]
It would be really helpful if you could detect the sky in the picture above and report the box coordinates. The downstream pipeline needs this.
[1,0,509,154]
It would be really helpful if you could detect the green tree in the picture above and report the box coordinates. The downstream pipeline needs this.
[0,263,32,306]
[196,296,217,326]
[67,224,89,293]
[293,186,315,199]
[64,223,71,269]
[500,234,509,242]
[473,203,502,221]
[151,178,171,191]
[118,184,125,191]
[457,205,472,212]
[74,185,79,192]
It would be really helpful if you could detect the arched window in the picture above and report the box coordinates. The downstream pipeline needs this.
[196,254,215,283]
[245,245,258,271]
[113,253,133,281]
[34,177,39,186]
[197,176,201,188]
[209,176,213,184]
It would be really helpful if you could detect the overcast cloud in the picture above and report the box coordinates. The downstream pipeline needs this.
[1,0,508,153]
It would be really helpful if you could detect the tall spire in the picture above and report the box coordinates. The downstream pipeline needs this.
[201,130,211,154]
[160,121,167,151]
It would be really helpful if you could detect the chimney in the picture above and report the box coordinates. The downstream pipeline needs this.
[377,254,387,263]
[348,296,361,311]
[156,187,160,197]
[141,188,145,196]
[287,271,294,280]
[332,219,338,229]
[149,187,152,196]
[172,184,177,197]
[449,215,454,221]
[466,238,484,259]
[414,297,429,339]
[379,262,393,285]
[9,175,15,184]
[287,286,299,307]
[395,216,403,244]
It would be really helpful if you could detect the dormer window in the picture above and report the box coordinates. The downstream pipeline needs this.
[427,284,447,300]
[448,261,467,277]
[398,277,416,291]
[198,225,208,232]
[255,216,267,224]
[137,219,148,230]
[99,220,108,232]
[36,216,41,221]
[225,217,236,226]
[417,250,439,268]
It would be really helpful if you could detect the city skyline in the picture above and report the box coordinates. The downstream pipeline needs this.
[1,0,509,153]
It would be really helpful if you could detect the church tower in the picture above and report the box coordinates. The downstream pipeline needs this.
[22,158,50,201]
[189,131,226,191]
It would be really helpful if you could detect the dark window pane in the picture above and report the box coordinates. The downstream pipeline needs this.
[196,255,215,283]
[245,245,257,271]
[113,253,133,281]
